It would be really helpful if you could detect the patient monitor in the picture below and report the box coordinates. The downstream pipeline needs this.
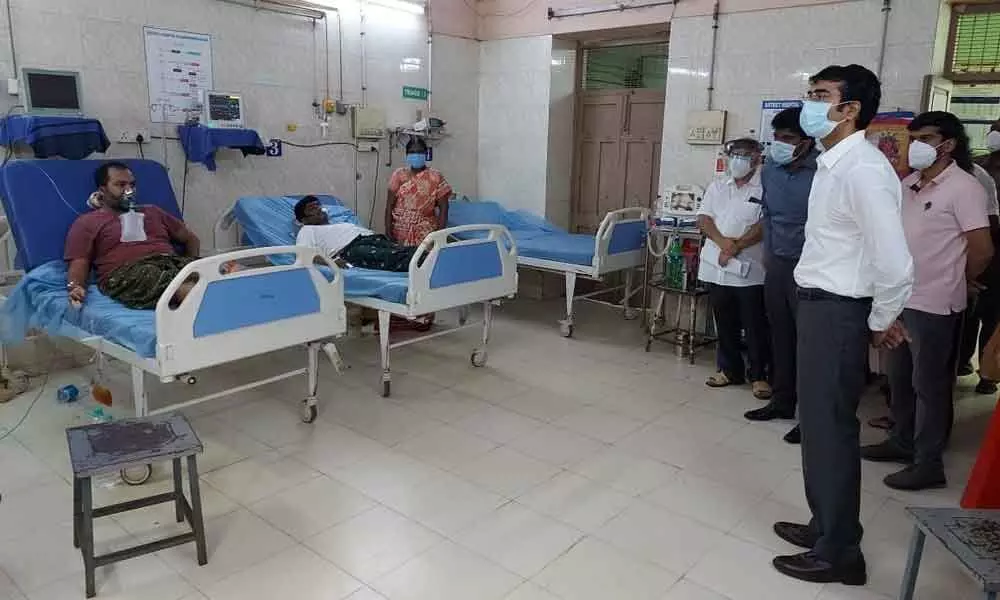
[22,68,83,116]
[201,90,245,129]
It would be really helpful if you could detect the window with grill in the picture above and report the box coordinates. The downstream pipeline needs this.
[581,42,668,90]
[946,2,1000,82]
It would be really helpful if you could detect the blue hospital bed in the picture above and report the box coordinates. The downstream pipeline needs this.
[449,200,649,337]
[218,195,519,397]
[0,159,347,423]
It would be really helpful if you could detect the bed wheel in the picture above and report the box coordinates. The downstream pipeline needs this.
[184,375,197,385]
[559,322,574,338]
[120,464,153,486]
[470,349,488,368]
[300,400,318,424]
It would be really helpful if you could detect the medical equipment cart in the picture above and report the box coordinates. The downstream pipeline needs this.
[641,224,716,363]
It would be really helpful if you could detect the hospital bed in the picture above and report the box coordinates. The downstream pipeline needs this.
[448,200,649,337]
[215,195,518,397]
[0,159,347,428]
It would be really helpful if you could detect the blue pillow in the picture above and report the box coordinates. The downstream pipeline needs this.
[448,200,505,227]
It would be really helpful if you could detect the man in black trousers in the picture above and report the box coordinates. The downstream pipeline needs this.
[744,107,817,445]
[771,64,914,586]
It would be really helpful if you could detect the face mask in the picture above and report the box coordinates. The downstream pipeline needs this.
[769,141,798,165]
[987,130,1000,153]
[727,156,754,179]
[908,140,943,170]
[800,100,845,140]
[406,153,426,169]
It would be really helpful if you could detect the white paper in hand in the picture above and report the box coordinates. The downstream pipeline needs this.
[119,210,148,242]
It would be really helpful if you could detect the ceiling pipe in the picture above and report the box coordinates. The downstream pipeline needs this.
[548,0,675,20]
[876,0,892,80]
[215,0,324,19]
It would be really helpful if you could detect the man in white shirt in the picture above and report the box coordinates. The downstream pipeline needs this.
[294,196,418,271]
[771,64,914,586]
[697,138,772,400]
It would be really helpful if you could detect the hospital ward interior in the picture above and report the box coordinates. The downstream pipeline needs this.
[9,0,1000,598]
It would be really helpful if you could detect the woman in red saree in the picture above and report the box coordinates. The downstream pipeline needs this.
[384,136,452,330]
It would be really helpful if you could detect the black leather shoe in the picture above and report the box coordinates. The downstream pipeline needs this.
[773,522,817,549]
[860,440,913,464]
[783,425,801,445]
[744,402,795,422]
[977,379,998,395]
[957,363,974,376]
[884,464,946,491]
[772,551,867,585]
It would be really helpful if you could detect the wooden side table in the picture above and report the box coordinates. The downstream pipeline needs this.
[67,413,208,597]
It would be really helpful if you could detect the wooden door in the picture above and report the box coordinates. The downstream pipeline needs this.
[573,88,664,233]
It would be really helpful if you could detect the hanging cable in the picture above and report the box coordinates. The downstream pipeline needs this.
[4,0,16,75]
[462,0,539,18]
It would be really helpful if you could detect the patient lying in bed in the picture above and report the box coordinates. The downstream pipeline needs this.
[65,161,202,310]
[294,196,417,272]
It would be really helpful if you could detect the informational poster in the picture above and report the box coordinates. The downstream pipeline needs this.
[867,111,915,180]
[759,100,802,145]
[144,26,213,124]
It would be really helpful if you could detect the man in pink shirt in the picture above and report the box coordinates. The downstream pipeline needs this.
[861,112,994,490]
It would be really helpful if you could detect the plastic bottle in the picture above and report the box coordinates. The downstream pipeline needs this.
[667,236,683,289]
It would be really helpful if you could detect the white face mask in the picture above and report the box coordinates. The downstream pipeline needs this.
[908,140,943,171]
[727,156,754,179]
[987,130,1000,153]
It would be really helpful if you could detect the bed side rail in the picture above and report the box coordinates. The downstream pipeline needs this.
[155,245,346,377]
[405,224,518,314]
[593,207,650,273]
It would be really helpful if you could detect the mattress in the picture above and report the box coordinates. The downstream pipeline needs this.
[448,201,596,267]
[232,195,409,304]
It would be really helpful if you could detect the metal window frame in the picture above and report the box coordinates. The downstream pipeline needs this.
[945,1,1000,83]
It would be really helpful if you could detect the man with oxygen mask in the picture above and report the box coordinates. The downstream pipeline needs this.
[859,112,992,491]
[743,107,818,447]
[770,64,913,586]
[65,162,201,310]
[698,138,772,401]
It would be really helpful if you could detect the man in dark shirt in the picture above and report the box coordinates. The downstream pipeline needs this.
[65,161,202,310]
[744,107,817,445]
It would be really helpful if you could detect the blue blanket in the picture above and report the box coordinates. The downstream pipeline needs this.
[232,195,409,304]
[1,261,158,357]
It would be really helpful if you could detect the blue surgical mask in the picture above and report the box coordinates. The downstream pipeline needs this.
[406,153,426,169]
[800,100,843,140]
[769,140,798,165]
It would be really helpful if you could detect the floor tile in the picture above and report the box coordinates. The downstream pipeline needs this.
[492,388,583,423]
[451,370,530,403]
[728,498,812,554]
[330,448,444,507]
[323,396,442,446]
[450,446,562,497]
[454,502,583,578]
[596,500,725,574]
[204,545,362,600]
[507,425,605,468]
[554,407,645,444]
[211,398,321,448]
[0,439,63,495]
[616,425,711,469]
[685,446,794,497]
[156,509,296,589]
[503,582,562,600]
[202,451,320,505]
[653,406,745,444]
[111,479,240,542]
[305,506,443,583]
[570,447,680,496]
[373,540,522,600]
[185,415,272,475]
[533,537,678,600]
[384,471,506,536]
[686,535,823,600]
[24,555,195,600]
[643,471,762,532]
[518,471,633,533]
[0,482,73,543]
[397,388,491,424]
[283,423,387,475]
[663,578,732,600]
[394,424,497,470]
[343,587,389,600]
[457,405,545,445]
[249,476,375,540]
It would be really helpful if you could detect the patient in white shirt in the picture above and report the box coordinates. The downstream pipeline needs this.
[294,196,418,271]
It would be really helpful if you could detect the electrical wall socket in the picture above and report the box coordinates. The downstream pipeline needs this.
[117,129,150,144]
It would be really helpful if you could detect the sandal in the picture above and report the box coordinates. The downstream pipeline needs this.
[706,372,732,388]
[752,381,773,400]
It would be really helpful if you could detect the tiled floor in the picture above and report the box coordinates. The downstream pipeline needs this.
[0,298,995,600]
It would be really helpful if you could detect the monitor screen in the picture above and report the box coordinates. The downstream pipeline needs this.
[207,93,242,122]
[25,71,80,111]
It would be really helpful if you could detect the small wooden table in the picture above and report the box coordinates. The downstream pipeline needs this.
[67,413,208,598]
[900,507,1000,600]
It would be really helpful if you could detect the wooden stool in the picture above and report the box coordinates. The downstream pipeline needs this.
[66,413,208,598]
[899,507,1000,600]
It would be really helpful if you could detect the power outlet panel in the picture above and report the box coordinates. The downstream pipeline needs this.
[117,129,150,144]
